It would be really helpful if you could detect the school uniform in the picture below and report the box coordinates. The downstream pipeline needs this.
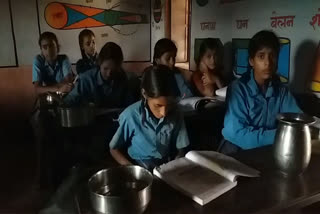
[76,53,97,74]
[221,71,301,152]
[109,100,190,170]
[173,68,194,99]
[32,54,72,84]
[32,54,72,188]
[63,67,133,108]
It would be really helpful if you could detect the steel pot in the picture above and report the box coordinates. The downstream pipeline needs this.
[88,166,153,214]
[57,105,95,128]
[274,113,315,176]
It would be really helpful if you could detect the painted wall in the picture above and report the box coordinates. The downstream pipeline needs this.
[190,0,233,79]
[190,0,320,94]
[0,0,159,124]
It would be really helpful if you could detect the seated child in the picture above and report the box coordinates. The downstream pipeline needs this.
[153,38,194,99]
[192,38,224,97]
[64,42,135,108]
[109,65,190,170]
[76,29,98,74]
[32,31,73,95]
[220,30,301,154]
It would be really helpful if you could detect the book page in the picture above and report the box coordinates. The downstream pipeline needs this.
[215,86,228,98]
[178,96,221,112]
[186,151,260,182]
[153,157,237,205]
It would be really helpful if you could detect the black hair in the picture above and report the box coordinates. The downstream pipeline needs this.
[97,42,123,66]
[248,30,280,59]
[141,65,179,98]
[38,31,60,52]
[78,29,95,59]
[153,38,177,64]
[196,38,223,70]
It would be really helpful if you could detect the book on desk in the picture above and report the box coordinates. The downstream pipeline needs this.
[178,86,227,112]
[153,150,260,206]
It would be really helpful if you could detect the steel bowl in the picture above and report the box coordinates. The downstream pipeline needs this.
[88,166,153,214]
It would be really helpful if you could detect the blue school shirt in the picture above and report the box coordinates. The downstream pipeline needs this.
[222,71,301,150]
[109,101,190,160]
[32,54,71,84]
[174,69,194,99]
[63,67,132,108]
[76,54,97,74]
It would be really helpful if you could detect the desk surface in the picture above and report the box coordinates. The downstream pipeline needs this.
[71,146,320,214]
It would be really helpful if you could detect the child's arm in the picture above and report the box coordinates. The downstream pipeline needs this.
[33,81,73,96]
[110,149,133,165]
[173,113,190,158]
[62,55,74,83]
[109,110,133,165]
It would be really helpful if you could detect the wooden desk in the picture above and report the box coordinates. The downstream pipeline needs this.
[74,146,320,214]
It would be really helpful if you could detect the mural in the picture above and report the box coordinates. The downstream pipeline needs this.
[44,2,148,30]
[232,38,290,83]
[38,0,151,62]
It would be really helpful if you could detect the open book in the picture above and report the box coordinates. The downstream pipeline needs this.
[153,151,260,206]
[178,96,224,112]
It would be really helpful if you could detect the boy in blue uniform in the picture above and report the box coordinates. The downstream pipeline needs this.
[64,42,135,108]
[109,65,190,170]
[220,30,301,154]
[32,32,73,95]
[153,38,194,99]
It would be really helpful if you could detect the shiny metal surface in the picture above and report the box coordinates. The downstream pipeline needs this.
[88,166,153,214]
[44,92,64,106]
[274,113,315,176]
[58,106,95,127]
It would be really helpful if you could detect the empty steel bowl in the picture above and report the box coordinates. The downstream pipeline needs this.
[88,165,153,214]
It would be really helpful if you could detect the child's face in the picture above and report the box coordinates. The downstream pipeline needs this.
[147,96,176,119]
[100,59,121,80]
[249,47,277,81]
[82,35,96,57]
[40,39,58,62]
[156,51,176,70]
[201,49,216,70]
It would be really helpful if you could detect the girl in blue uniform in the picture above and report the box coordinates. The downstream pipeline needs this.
[109,65,190,170]
[76,29,98,74]
[32,31,73,96]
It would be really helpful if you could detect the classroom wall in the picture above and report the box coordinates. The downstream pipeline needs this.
[190,0,320,94]
[190,0,233,79]
[0,0,160,125]
[151,0,167,61]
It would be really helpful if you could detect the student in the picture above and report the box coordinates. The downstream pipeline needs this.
[192,38,224,97]
[153,38,194,99]
[109,65,190,170]
[32,31,73,96]
[64,42,134,108]
[219,30,301,154]
[76,29,97,74]
[31,32,74,188]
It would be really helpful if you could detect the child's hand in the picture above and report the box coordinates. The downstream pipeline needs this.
[58,82,73,93]
[202,72,215,86]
